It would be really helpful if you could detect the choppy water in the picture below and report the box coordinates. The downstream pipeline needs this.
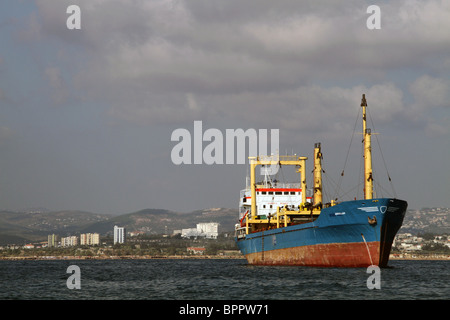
[0,259,448,300]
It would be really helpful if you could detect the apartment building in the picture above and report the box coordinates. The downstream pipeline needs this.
[80,233,100,245]
[61,236,78,247]
[114,226,126,244]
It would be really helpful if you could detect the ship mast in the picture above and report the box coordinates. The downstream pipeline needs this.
[361,94,373,200]
[313,143,323,207]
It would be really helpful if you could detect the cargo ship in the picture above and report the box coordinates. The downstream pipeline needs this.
[235,94,407,267]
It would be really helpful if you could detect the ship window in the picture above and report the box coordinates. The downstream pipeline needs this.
[268,192,273,195]
[290,192,295,195]
[262,191,267,195]
[275,192,282,195]
[270,205,273,208]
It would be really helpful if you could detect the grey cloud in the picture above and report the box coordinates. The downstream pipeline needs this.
[44,66,69,104]
[32,0,450,133]
[2,0,449,214]
[410,75,450,109]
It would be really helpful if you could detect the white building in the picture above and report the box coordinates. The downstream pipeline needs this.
[181,228,198,238]
[114,226,126,244]
[197,222,219,239]
[181,222,219,239]
[61,236,78,247]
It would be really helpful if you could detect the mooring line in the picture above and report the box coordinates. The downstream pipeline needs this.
[361,233,373,265]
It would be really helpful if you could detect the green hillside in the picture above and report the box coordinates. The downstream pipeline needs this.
[0,208,239,245]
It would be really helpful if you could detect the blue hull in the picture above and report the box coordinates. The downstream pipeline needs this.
[236,198,407,267]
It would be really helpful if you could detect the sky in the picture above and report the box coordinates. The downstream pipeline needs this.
[0,0,449,215]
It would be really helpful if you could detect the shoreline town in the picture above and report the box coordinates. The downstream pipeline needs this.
[1,253,449,261]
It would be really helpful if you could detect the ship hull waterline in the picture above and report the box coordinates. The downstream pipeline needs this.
[236,198,407,268]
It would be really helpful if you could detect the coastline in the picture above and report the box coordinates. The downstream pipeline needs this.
[389,253,450,261]
[1,253,448,261]
[0,254,246,261]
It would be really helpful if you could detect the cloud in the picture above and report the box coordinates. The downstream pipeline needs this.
[408,75,450,136]
[44,66,68,104]
[0,126,13,145]
[30,0,450,134]
[196,82,405,134]
[410,75,450,109]
[2,0,449,213]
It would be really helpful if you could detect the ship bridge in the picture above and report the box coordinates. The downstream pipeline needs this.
[239,183,313,220]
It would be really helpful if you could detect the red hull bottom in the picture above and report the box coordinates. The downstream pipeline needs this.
[245,241,382,267]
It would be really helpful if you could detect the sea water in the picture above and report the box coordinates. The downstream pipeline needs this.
[0,259,448,300]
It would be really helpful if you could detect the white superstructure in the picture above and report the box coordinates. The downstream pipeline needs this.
[239,182,312,220]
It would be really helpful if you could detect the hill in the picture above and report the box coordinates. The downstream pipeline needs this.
[4,206,446,246]
[400,207,449,235]
[0,208,239,245]
[81,208,239,236]
[0,209,110,245]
